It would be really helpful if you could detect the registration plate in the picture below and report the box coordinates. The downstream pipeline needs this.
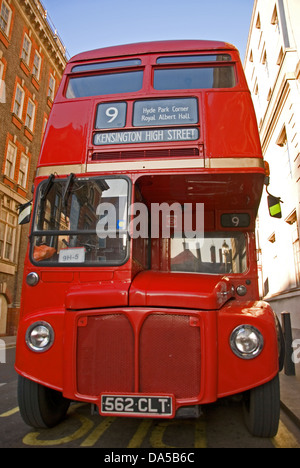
[100,394,173,417]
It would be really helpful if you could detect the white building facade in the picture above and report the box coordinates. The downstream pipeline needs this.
[244,0,300,332]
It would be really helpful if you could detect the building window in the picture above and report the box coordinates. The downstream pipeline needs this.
[285,210,300,286]
[4,141,17,179]
[18,153,29,188]
[13,84,25,119]
[268,232,276,244]
[293,222,300,286]
[41,116,48,140]
[261,49,269,77]
[48,74,55,101]
[0,60,4,103]
[0,197,17,262]
[277,47,284,66]
[256,13,261,29]
[263,277,269,296]
[32,51,41,80]
[25,98,35,131]
[0,0,12,37]
[21,34,31,65]
[271,5,280,33]
[276,126,292,178]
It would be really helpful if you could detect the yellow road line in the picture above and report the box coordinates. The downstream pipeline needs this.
[22,413,93,446]
[127,419,153,448]
[1,402,298,448]
[194,419,207,448]
[272,421,300,448]
[149,418,207,448]
[0,406,19,418]
[80,416,115,447]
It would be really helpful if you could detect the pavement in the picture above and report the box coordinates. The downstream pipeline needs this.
[280,360,300,428]
[1,334,300,429]
[0,336,16,350]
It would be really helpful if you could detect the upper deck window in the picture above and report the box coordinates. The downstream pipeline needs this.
[71,59,141,72]
[66,70,143,98]
[156,54,232,64]
[154,66,235,90]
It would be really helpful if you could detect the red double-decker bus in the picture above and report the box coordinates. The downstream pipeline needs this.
[15,40,284,437]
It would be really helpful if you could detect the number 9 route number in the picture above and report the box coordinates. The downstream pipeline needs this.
[95,102,127,129]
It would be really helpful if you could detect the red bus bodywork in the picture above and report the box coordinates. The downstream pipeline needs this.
[15,41,281,433]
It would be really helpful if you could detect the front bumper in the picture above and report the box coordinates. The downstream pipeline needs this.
[15,302,279,416]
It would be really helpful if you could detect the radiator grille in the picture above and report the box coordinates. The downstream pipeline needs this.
[76,313,201,399]
[77,314,134,395]
[139,315,201,398]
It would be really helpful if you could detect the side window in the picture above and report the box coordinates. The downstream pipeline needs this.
[0,0,12,37]
[25,98,36,131]
[18,153,29,188]
[48,74,55,101]
[13,84,25,119]
[4,141,17,180]
[32,51,42,80]
[21,33,31,66]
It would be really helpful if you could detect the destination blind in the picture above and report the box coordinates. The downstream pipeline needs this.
[93,127,199,145]
[133,98,198,126]
[95,98,198,130]
[94,97,199,145]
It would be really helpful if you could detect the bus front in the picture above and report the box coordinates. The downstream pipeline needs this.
[15,41,283,437]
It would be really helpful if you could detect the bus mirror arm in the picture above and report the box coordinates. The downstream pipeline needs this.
[18,200,32,225]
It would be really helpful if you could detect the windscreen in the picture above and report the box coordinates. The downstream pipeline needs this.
[171,232,247,274]
[31,176,129,265]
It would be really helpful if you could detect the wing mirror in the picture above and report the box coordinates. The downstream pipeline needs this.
[267,193,282,219]
[264,161,283,218]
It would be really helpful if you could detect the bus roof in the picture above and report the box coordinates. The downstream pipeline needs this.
[69,40,238,63]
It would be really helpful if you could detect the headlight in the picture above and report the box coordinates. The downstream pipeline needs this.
[230,325,263,359]
[26,272,40,286]
[25,322,54,352]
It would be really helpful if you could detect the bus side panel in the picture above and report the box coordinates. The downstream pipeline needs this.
[204,91,262,158]
[39,100,92,167]
[217,301,279,397]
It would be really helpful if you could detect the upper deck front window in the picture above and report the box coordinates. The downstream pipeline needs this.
[154,66,236,90]
[156,54,232,64]
[71,59,141,72]
[66,70,143,98]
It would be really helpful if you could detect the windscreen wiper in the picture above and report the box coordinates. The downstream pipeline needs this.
[63,173,76,213]
[41,174,55,201]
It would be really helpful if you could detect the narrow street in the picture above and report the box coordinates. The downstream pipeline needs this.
[0,347,299,449]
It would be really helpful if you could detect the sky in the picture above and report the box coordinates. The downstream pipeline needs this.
[41,0,254,61]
